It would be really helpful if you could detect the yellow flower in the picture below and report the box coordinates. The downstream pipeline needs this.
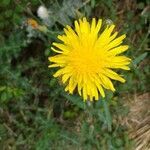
[48,17,131,101]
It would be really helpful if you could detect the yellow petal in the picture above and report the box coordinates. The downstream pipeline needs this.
[91,18,96,33]
[95,19,102,33]
[48,64,61,68]
[106,34,126,50]
[99,74,115,91]
[108,45,129,56]
[68,77,77,94]
[103,69,125,83]
[52,43,70,53]
[82,84,88,100]
[51,47,63,53]
[62,73,71,83]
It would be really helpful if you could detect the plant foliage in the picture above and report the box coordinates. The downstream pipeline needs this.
[0,0,149,149]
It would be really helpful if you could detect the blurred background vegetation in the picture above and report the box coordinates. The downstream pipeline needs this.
[0,0,149,149]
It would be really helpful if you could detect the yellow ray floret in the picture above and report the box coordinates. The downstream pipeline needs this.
[48,17,131,101]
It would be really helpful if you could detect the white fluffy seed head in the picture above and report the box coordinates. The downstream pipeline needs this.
[37,6,49,19]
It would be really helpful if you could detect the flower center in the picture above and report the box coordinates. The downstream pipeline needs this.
[69,50,100,74]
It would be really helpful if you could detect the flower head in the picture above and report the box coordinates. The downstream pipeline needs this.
[48,18,131,101]
[37,6,49,20]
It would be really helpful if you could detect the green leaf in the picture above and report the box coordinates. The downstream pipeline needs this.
[133,52,148,66]
[62,93,85,109]
[15,6,23,13]
[1,91,7,102]
[0,86,6,92]
[13,14,21,24]
[4,10,13,18]
[1,0,10,6]
[91,0,96,8]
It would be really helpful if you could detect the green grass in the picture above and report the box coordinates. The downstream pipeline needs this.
[0,0,149,149]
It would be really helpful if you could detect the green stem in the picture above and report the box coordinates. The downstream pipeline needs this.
[102,98,112,132]
[86,100,93,120]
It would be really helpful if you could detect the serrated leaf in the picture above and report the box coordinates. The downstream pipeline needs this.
[133,52,148,66]
[62,93,85,109]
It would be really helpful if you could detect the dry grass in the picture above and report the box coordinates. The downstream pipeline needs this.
[121,93,150,150]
